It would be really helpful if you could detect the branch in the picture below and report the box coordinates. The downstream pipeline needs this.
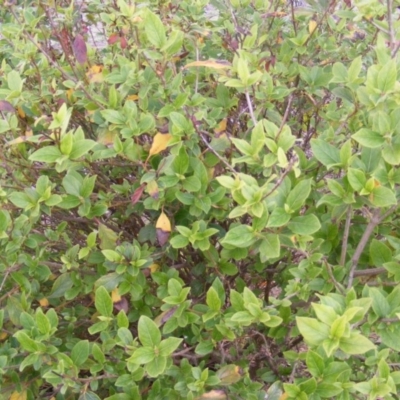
[386,0,395,50]
[340,206,352,267]
[347,208,381,289]
[199,131,238,175]
[245,89,257,126]
[262,156,297,200]
[347,204,398,289]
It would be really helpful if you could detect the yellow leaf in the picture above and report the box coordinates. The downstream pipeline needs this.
[126,94,139,101]
[149,263,160,273]
[216,364,243,385]
[148,132,172,158]
[111,288,121,303]
[66,88,75,102]
[86,65,104,83]
[183,60,232,70]
[195,390,227,400]
[279,394,289,400]
[97,130,116,146]
[17,106,26,118]
[156,211,171,232]
[10,391,27,400]
[39,298,49,307]
[146,180,159,199]
[0,331,8,341]
[309,20,317,34]
[214,118,227,135]
[6,136,26,146]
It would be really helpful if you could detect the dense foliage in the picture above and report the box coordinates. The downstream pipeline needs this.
[1,0,400,398]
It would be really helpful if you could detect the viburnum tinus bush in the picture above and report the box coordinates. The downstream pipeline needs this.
[1,0,400,398]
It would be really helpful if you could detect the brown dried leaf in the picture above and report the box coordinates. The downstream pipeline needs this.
[73,34,87,64]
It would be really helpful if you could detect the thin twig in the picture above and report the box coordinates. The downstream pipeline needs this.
[340,206,352,267]
[251,331,281,378]
[199,132,238,175]
[353,267,386,277]
[276,94,294,140]
[262,157,297,200]
[386,0,395,50]
[347,204,398,288]
[347,208,381,289]
[245,90,257,126]
[324,260,345,294]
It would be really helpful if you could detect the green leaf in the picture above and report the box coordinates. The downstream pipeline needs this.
[286,179,311,212]
[382,142,400,165]
[306,351,325,377]
[62,172,82,196]
[138,315,161,347]
[370,239,391,266]
[98,223,118,250]
[170,234,189,248]
[129,346,156,364]
[339,333,375,354]
[95,286,113,317]
[347,168,366,191]
[146,356,167,377]
[158,337,182,356]
[36,308,51,334]
[377,59,396,91]
[221,225,255,248]
[145,10,166,48]
[267,207,290,227]
[182,176,201,192]
[352,129,384,148]
[315,383,343,398]
[71,340,89,367]
[370,186,397,207]
[310,139,340,167]
[14,331,38,352]
[259,234,280,261]
[368,287,390,317]
[69,139,96,160]
[348,56,362,83]
[29,146,62,163]
[8,192,31,209]
[288,215,321,235]
[79,392,101,400]
[206,287,221,312]
[378,324,400,351]
[296,317,330,345]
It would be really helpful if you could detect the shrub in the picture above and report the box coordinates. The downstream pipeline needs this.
[1,0,400,399]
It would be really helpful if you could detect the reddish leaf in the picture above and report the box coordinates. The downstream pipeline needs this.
[0,100,15,113]
[108,34,119,45]
[120,36,128,49]
[73,34,87,64]
[131,184,145,205]
[156,228,170,246]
